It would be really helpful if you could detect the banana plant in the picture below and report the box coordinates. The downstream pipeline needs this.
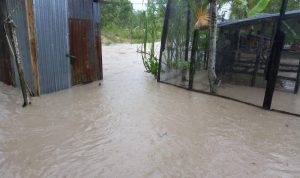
[248,0,272,17]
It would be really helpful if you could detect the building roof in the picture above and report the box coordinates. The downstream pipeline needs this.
[218,10,300,28]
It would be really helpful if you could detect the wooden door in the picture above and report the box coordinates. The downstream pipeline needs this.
[69,19,96,85]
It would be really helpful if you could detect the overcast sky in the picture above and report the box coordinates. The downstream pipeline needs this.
[129,0,231,19]
[130,0,146,11]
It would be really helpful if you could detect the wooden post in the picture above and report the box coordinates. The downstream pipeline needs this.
[25,0,40,96]
[5,19,29,107]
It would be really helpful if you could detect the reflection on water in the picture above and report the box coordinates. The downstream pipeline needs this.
[0,44,300,178]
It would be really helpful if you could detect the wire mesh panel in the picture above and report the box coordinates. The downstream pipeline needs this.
[272,11,300,115]
[191,29,210,92]
[159,0,191,88]
[215,18,277,106]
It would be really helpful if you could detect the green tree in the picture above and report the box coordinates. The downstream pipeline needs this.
[101,0,133,28]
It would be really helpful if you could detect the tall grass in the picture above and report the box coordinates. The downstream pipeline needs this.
[140,0,162,78]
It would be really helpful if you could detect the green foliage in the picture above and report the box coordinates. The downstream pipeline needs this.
[143,54,159,78]
[100,0,133,27]
[101,0,166,43]
[220,0,300,19]
[248,0,271,17]
[140,0,167,78]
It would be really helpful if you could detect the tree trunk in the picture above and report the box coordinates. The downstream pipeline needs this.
[208,0,218,94]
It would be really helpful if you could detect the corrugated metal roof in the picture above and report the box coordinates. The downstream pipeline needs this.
[219,10,300,28]
[34,0,71,94]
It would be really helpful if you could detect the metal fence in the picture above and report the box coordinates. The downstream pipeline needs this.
[158,0,300,116]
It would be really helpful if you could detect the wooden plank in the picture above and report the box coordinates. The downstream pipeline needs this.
[25,0,40,96]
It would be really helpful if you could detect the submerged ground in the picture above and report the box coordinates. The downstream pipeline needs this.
[0,44,300,178]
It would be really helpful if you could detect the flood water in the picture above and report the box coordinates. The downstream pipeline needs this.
[0,43,300,178]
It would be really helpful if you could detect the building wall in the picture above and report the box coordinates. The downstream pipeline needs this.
[34,0,71,94]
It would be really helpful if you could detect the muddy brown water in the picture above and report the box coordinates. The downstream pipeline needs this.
[0,43,300,178]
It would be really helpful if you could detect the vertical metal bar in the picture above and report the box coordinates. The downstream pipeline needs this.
[263,0,288,110]
[294,57,300,94]
[157,0,171,82]
[184,2,191,62]
[189,30,199,89]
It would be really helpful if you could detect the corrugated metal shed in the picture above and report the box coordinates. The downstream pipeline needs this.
[34,0,71,94]
[5,0,34,91]
[0,0,103,95]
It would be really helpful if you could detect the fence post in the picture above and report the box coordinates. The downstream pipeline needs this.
[189,30,199,89]
[157,0,171,82]
[263,0,288,110]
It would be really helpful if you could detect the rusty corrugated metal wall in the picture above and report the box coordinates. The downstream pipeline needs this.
[68,0,102,83]
[33,0,71,94]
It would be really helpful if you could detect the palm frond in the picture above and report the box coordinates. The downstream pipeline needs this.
[195,7,209,29]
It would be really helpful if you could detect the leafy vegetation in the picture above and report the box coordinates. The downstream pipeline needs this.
[100,0,166,44]
[218,0,300,19]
